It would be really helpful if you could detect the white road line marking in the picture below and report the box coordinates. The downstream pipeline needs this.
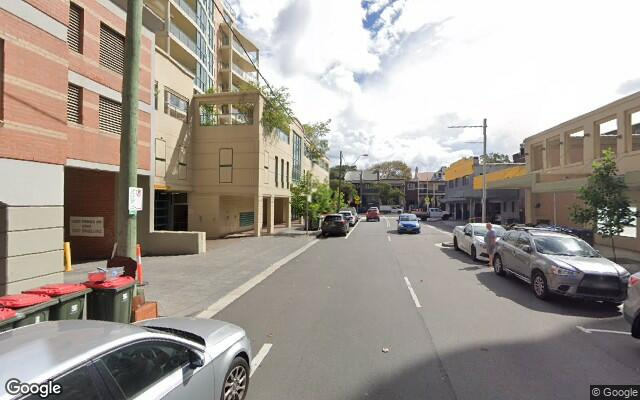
[404,276,422,308]
[576,326,631,335]
[387,235,391,242]
[386,218,390,228]
[196,240,319,319]
[250,343,273,377]
[345,220,360,239]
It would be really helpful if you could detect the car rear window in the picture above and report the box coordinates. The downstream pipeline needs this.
[325,215,343,221]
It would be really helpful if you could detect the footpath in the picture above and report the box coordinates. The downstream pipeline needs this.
[65,228,317,317]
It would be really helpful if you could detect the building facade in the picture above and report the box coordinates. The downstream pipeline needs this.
[521,91,640,252]
[405,169,446,211]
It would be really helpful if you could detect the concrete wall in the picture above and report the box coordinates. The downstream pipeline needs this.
[0,159,64,295]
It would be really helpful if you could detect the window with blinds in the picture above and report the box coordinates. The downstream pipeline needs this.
[98,96,122,134]
[68,3,83,53]
[99,23,124,74]
[67,84,82,124]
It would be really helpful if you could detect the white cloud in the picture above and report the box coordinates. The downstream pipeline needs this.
[230,0,640,172]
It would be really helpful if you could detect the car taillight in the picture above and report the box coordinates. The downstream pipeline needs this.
[630,276,639,287]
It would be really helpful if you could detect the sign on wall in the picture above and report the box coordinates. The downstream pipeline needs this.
[69,216,104,237]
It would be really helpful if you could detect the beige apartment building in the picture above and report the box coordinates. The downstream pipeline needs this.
[189,91,328,238]
[521,91,640,252]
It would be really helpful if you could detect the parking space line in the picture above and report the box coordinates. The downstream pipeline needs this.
[345,220,360,239]
[576,326,630,335]
[387,235,391,242]
[404,276,422,308]
[250,343,273,377]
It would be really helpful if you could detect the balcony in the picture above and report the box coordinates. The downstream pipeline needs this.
[200,111,253,126]
[170,22,196,54]
[232,63,256,84]
[174,0,196,23]
[232,40,258,64]
[222,0,236,19]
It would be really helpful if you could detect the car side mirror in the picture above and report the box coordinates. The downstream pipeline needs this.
[465,232,471,237]
[189,350,205,369]
[522,245,532,253]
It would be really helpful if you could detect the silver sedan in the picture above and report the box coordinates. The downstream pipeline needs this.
[0,318,251,400]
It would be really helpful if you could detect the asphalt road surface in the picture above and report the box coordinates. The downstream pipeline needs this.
[215,216,640,400]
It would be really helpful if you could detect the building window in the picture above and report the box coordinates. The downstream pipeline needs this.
[630,110,640,152]
[67,84,82,124]
[164,88,189,120]
[178,145,187,179]
[276,128,290,144]
[531,143,544,171]
[155,139,166,177]
[99,23,125,74]
[448,180,453,189]
[68,3,83,53]
[408,183,415,190]
[597,118,618,157]
[281,158,284,188]
[98,96,122,134]
[462,176,468,186]
[565,129,584,164]
[275,156,278,187]
[219,148,233,183]
[286,162,290,189]
[292,134,302,182]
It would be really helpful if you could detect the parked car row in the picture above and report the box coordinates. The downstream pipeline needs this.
[452,223,639,338]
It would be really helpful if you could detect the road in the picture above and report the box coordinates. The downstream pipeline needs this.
[215,216,640,400]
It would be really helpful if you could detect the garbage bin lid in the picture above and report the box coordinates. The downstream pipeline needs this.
[0,293,52,308]
[0,308,17,321]
[84,276,135,289]
[23,283,88,297]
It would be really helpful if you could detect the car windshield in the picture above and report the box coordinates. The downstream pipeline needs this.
[340,212,352,217]
[533,236,599,257]
[399,215,418,221]
[324,215,343,222]
[473,226,506,237]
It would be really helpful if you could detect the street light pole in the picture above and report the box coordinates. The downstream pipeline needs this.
[447,118,488,223]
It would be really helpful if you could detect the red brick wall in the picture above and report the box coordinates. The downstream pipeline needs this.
[64,167,117,261]
[0,2,151,169]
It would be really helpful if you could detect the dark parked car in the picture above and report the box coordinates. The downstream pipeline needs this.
[322,214,349,236]
[493,227,630,303]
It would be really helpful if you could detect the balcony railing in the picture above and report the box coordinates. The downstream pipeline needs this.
[200,111,253,126]
[232,40,258,63]
[223,0,236,19]
[170,22,197,54]
[174,0,196,23]
[232,63,257,83]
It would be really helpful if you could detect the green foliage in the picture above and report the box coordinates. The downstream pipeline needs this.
[304,120,331,161]
[329,165,357,180]
[290,172,341,224]
[329,179,357,201]
[570,149,637,260]
[238,82,293,137]
[371,161,412,180]
[375,183,405,205]
[480,153,512,163]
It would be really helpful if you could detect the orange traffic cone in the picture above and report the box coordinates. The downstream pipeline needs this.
[136,244,146,286]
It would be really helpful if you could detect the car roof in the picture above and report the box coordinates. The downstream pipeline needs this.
[0,320,149,386]
[399,213,416,217]
[325,213,343,217]
[527,230,575,238]
[339,210,352,214]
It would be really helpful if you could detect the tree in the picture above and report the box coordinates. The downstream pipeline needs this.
[480,153,511,164]
[329,165,357,180]
[371,161,412,180]
[330,179,356,201]
[570,149,637,261]
[291,172,342,229]
[304,120,331,162]
[375,183,404,205]
[238,83,293,137]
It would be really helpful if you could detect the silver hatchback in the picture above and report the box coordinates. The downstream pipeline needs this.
[0,318,251,400]
[493,228,630,303]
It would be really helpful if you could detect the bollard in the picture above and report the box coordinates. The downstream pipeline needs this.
[64,242,72,272]
[136,244,145,286]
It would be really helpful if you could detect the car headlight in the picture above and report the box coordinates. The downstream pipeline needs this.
[549,265,578,276]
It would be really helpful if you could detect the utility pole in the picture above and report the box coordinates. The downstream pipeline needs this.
[336,151,343,212]
[482,118,487,224]
[116,0,143,258]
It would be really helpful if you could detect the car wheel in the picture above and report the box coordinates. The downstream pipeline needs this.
[493,255,506,277]
[453,237,459,251]
[532,270,550,300]
[470,245,478,261]
[221,356,250,400]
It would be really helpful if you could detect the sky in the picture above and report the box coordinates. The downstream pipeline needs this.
[228,0,640,172]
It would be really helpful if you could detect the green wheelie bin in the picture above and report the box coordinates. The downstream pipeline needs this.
[0,293,57,327]
[85,276,135,323]
[23,284,92,320]
[0,308,24,333]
